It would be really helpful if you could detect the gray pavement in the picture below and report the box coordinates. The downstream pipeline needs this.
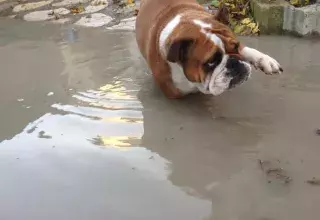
[0,19,320,220]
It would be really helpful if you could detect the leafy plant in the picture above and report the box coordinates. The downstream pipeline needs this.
[210,0,260,36]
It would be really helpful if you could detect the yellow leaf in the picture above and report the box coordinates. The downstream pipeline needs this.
[71,5,85,14]
[290,0,300,6]
[252,23,259,34]
[247,22,256,29]
[234,24,246,34]
[290,0,310,6]
[241,18,252,25]
[230,19,237,27]
[239,7,247,15]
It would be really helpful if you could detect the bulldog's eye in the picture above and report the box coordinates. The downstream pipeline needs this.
[203,51,223,73]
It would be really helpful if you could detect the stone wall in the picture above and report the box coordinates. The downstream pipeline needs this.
[250,0,320,36]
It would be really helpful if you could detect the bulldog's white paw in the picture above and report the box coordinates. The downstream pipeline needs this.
[241,47,283,75]
[254,54,283,75]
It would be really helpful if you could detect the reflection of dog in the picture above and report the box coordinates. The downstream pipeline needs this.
[135,0,283,99]
[136,76,267,219]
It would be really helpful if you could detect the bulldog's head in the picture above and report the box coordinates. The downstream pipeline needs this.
[161,9,251,96]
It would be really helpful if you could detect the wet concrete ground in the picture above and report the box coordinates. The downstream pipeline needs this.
[0,19,320,220]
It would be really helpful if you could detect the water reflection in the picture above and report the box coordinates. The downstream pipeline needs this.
[0,23,212,219]
[51,79,144,147]
[0,74,211,220]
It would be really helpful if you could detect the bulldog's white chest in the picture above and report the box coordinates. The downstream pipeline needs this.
[168,62,199,94]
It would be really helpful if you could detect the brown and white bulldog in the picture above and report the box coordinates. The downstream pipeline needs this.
[135,0,283,99]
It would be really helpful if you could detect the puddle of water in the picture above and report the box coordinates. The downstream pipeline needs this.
[0,21,213,220]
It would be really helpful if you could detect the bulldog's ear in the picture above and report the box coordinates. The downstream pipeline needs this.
[214,5,230,26]
[167,40,193,63]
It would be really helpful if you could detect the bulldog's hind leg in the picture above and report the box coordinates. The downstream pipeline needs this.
[239,46,283,75]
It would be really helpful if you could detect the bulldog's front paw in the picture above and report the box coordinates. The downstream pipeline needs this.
[254,54,283,75]
[241,47,283,75]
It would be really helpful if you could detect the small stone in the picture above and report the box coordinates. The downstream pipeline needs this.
[149,156,154,160]
[47,92,54,96]
[13,0,53,13]
[54,14,60,20]
[106,17,136,31]
[48,10,54,16]
[80,0,108,14]
[24,8,70,21]
[75,13,112,27]
[17,98,24,102]
[52,0,89,7]
[316,129,320,135]
[306,177,320,186]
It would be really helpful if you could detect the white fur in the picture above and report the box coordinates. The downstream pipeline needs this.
[159,15,199,94]
[159,15,181,58]
[240,47,282,75]
[193,19,225,52]
[193,19,211,29]
[193,19,234,95]
[206,55,231,95]
[168,62,198,94]
[168,57,232,96]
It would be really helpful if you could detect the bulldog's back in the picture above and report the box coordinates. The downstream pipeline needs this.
[135,0,200,59]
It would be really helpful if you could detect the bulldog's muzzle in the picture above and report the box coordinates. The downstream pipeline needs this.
[226,57,251,89]
[197,55,251,96]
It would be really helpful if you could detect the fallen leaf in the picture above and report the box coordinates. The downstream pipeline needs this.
[71,5,85,14]
[234,24,246,34]
[252,22,259,34]
[134,8,139,16]
[239,7,247,15]
[289,0,310,7]
[210,0,220,8]
[247,22,256,29]
[241,17,252,25]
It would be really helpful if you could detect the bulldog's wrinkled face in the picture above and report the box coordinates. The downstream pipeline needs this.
[164,17,252,96]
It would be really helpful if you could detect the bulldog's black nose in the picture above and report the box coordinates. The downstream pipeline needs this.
[225,57,247,77]
[226,57,249,89]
